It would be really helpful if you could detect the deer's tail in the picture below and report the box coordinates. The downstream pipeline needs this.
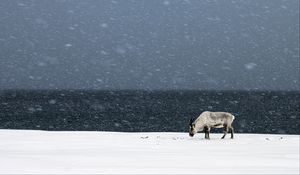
[232,114,235,121]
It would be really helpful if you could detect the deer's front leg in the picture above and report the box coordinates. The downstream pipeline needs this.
[204,126,210,139]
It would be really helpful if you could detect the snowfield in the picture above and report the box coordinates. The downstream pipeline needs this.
[0,130,299,174]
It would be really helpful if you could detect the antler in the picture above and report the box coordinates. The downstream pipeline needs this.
[189,118,195,125]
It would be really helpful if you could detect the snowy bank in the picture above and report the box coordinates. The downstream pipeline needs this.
[0,130,299,174]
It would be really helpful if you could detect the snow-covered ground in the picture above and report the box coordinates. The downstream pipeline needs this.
[0,130,299,174]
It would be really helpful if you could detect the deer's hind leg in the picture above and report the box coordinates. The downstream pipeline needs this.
[229,126,234,139]
[221,124,228,139]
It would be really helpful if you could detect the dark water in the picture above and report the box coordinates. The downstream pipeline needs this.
[0,90,299,134]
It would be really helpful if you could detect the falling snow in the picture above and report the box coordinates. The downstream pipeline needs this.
[244,63,258,70]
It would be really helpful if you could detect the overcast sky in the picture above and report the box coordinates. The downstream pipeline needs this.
[0,0,299,90]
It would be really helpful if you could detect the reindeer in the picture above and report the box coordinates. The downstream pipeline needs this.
[189,111,235,139]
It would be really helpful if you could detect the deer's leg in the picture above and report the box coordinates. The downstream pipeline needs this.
[207,127,211,139]
[221,124,228,139]
[207,130,210,139]
[204,126,209,139]
[229,126,234,139]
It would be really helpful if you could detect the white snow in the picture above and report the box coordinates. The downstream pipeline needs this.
[48,99,56,105]
[244,63,258,70]
[101,23,108,28]
[163,1,170,5]
[64,43,72,47]
[0,130,299,174]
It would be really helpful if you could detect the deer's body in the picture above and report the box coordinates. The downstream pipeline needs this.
[189,111,235,139]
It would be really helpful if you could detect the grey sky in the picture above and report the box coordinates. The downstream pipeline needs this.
[0,0,299,90]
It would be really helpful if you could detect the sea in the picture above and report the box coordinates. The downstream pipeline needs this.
[0,90,299,134]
